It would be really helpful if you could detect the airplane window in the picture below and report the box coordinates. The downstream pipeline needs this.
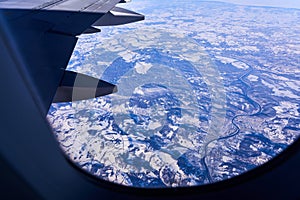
[47,0,300,188]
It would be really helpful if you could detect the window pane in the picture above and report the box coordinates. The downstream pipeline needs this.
[47,0,300,188]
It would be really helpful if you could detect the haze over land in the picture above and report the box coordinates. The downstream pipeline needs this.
[48,0,300,188]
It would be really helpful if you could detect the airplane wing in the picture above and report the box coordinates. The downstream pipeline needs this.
[0,0,144,116]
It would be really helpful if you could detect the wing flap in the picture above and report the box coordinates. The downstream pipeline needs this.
[53,71,117,103]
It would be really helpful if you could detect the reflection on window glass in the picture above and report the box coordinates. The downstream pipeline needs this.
[47,0,300,188]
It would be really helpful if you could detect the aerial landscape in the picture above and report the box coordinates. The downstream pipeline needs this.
[47,0,300,187]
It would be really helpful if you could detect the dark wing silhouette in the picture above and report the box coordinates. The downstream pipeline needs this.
[0,0,144,115]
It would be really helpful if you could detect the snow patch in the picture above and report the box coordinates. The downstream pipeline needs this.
[135,62,153,74]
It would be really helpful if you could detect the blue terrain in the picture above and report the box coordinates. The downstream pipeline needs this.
[47,0,300,187]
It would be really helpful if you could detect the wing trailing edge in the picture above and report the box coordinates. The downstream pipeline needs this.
[53,71,117,103]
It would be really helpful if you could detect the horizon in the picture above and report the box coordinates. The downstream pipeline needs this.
[203,0,300,9]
